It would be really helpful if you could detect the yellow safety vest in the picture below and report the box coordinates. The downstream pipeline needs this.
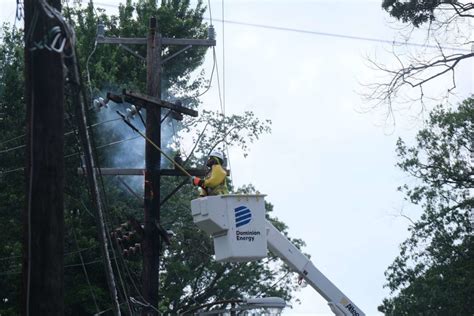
[201,164,228,196]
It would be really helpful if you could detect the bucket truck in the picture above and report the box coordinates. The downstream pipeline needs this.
[191,194,365,316]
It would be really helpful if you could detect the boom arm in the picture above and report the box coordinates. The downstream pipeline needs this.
[266,221,365,316]
[191,195,364,316]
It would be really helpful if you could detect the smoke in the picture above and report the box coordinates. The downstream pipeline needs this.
[93,92,178,193]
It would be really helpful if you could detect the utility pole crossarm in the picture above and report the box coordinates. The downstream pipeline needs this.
[96,37,216,47]
[125,90,198,117]
[97,37,147,45]
[162,37,216,46]
[106,90,198,117]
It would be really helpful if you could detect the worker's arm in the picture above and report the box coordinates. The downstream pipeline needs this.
[203,165,226,188]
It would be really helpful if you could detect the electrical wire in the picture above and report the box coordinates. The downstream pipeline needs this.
[0,144,25,154]
[0,117,122,155]
[64,65,128,313]
[95,169,134,316]
[207,0,213,24]
[72,226,100,313]
[0,167,24,176]
[221,0,225,115]
[68,192,141,315]
[220,0,233,184]
[72,0,471,52]
[0,134,25,147]
[79,49,136,313]
[75,40,131,313]
[72,135,142,157]
[211,46,234,183]
[90,161,154,314]
[129,297,160,313]
[205,18,471,53]
[178,51,216,102]
[0,246,98,262]
[86,40,98,103]
[1,136,141,175]
[213,47,224,114]
[117,113,193,177]
[64,258,116,268]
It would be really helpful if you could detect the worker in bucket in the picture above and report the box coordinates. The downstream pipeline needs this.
[192,150,229,196]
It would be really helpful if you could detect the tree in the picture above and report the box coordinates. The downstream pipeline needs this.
[378,98,474,315]
[365,1,473,118]
[382,0,474,27]
[0,25,25,316]
[0,1,306,314]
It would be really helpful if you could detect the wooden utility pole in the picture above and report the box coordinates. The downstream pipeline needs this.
[22,0,64,314]
[96,17,215,315]
[143,17,161,316]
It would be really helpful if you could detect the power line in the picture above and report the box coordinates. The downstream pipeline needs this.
[213,47,224,114]
[70,0,470,52]
[0,166,24,176]
[0,144,25,154]
[219,0,233,185]
[207,0,213,24]
[0,117,122,154]
[221,0,225,114]
[205,18,471,53]
[72,227,100,313]
[209,4,234,184]
[0,245,99,262]
[0,135,141,176]
[0,134,25,147]
[178,51,217,102]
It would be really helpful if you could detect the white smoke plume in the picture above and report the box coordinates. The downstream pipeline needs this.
[93,92,178,193]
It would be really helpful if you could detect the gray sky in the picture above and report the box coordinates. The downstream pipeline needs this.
[1,0,472,315]
[199,2,472,315]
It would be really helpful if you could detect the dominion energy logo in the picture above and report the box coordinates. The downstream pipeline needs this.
[234,206,252,227]
[234,206,260,242]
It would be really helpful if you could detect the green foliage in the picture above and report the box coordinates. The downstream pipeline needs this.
[0,24,25,315]
[378,99,474,315]
[65,0,208,97]
[182,110,272,160]
[0,1,303,314]
[381,1,474,27]
[381,0,444,27]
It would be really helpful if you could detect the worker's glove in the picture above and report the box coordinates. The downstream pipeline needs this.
[192,177,205,187]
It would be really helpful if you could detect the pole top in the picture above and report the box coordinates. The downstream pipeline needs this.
[150,17,157,29]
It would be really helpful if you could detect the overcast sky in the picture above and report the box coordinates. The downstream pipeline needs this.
[1,0,472,315]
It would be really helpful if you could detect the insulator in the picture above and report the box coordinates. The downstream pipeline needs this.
[208,25,215,41]
[126,106,138,120]
[97,21,105,38]
[93,97,108,111]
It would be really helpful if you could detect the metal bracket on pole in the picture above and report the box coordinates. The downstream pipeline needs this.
[161,44,192,64]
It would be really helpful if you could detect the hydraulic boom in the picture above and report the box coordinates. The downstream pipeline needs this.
[266,221,364,316]
[191,195,365,316]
